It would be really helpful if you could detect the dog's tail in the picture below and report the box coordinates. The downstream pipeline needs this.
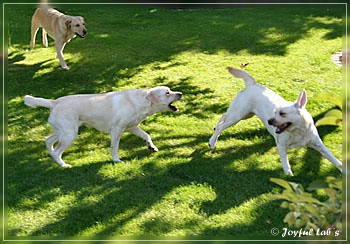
[227,66,257,87]
[39,0,50,9]
[24,95,55,109]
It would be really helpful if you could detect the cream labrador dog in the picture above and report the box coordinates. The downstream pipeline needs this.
[24,86,182,167]
[30,6,87,70]
[209,67,342,175]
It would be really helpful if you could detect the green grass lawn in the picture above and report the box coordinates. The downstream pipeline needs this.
[5,3,343,240]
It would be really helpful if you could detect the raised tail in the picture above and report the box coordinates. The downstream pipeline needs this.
[39,0,49,8]
[24,95,55,109]
[227,66,257,87]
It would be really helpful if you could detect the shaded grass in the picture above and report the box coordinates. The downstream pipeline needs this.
[5,4,343,239]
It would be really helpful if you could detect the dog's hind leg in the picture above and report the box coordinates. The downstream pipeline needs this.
[309,138,342,173]
[45,134,58,155]
[46,119,77,167]
[209,94,253,150]
[46,134,72,167]
[49,132,76,167]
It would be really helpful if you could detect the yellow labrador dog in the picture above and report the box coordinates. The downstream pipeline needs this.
[24,86,182,167]
[30,6,87,70]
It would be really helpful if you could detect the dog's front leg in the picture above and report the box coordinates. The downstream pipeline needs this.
[110,126,125,162]
[309,139,342,173]
[277,145,293,176]
[55,42,69,70]
[30,22,39,49]
[42,29,48,48]
[127,126,158,152]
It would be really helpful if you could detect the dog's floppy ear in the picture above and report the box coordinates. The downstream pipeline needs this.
[146,90,158,106]
[65,19,72,30]
[295,89,307,109]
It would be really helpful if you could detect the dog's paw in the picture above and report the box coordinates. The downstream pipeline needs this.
[61,163,72,168]
[208,142,216,150]
[148,146,159,153]
[62,65,70,70]
[112,158,123,163]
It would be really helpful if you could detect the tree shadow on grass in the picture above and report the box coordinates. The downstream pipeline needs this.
[198,199,287,239]
[7,4,344,98]
[7,89,342,238]
[19,129,277,237]
[7,118,341,237]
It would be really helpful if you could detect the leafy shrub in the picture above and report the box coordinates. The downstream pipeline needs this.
[270,177,342,232]
[315,92,342,127]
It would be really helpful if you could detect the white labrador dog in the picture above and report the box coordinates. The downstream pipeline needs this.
[24,86,182,167]
[209,67,342,175]
[30,6,87,70]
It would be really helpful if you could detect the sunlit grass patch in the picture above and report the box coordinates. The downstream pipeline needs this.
[6,4,343,239]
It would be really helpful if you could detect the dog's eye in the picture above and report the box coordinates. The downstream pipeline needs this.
[76,24,80,27]
[166,91,170,95]
[279,111,286,117]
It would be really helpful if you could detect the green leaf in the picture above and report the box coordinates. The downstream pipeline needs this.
[324,188,337,198]
[315,116,342,127]
[283,212,297,226]
[270,178,293,191]
[326,176,342,190]
[290,182,304,193]
[325,109,342,119]
[307,180,328,191]
[306,222,319,231]
[271,194,289,201]
[295,194,322,204]
[304,203,319,216]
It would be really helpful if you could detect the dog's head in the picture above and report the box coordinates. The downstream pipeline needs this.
[268,90,311,134]
[147,86,182,112]
[66,16,87,38]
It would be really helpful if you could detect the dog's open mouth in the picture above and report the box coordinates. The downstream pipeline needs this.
[275,122,292,134]
[168,93,182,112]
[75,32,86,38]
[168,102,178,112]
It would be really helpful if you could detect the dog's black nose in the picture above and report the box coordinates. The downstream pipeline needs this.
[268,118,274,125]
